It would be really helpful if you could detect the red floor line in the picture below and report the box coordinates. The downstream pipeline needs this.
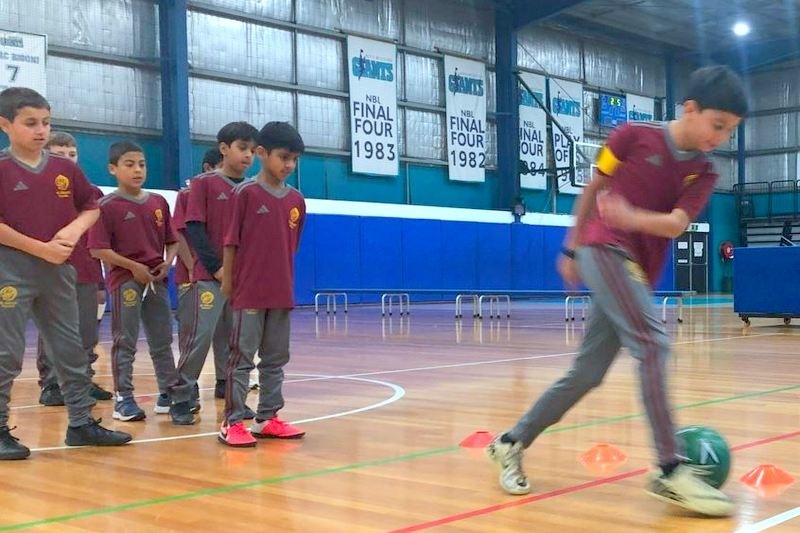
[389,429,800,532]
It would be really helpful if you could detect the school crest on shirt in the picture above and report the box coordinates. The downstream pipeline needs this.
[288,207,300,230]
[199,290,215,310]
[154,208,164,227]
[54,174,71,199]
[625,260,647,285]
[683,174,699,186]
[0,286,18,308]
[122,288,138,307]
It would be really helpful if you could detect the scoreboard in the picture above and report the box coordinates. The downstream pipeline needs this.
[599,93,627,128]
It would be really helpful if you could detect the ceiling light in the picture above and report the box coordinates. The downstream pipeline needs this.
[732,22,751,37]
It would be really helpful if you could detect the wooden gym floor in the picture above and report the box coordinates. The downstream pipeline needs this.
[2,299,798,532]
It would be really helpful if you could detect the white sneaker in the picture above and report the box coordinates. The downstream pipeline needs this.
[486,436,531,495]
[646,463,735,517]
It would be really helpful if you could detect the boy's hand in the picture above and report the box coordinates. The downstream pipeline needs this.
[53,226,82,247]
[150,262,170,281]
[40,238,75,264]
[130,262,155,284]
[213,267,224,282]
[557,255,581,287]
[597,192,638,232]
[221,279,232,299]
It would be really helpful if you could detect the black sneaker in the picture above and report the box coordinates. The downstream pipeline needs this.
[65,418,132,446]
[39,383,65,406]
[214,379,225,399]
[0,426,30,460]
[89,382,113,401]
[243,405,256,420]
[169,401,195,426]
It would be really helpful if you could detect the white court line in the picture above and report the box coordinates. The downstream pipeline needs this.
[20,332,782,451]
[11,332,779,406]
[29,374,405,452]
[736,507,800,533]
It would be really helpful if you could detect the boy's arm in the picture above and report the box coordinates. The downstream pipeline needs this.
[176,233,195,278]
[0,224,74,264]
[221,246,236,298]
[151,242,179,282]
[563,171,608,251]
[596,194,690,239]
[54,208,100,246]
[91,248,154,284]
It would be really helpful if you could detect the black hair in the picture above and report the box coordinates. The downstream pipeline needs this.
[46,131,77,149]
[256,121,305,153]
[0,87,50,121]
[109,140,144,165]
[201,147,222,171]
[216,121,258,146]
[684,65,748,117]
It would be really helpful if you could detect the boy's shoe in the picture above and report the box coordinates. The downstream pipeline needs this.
[39,383,65,406]
[646,463,735,517]
[250,417,305,439]
[214,380,225,399]
[189,383,201,414]
[112,397,146,422]
[65,418,132,446]
[154,393,171,414]
[169,401,195,425]
[486,435,531,495]
[243,405,256,420]
[89,382,113,401]
[0,426,31,460]
[218,421,256,447]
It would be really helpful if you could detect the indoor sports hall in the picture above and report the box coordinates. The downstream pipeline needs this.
[1,1,798,531]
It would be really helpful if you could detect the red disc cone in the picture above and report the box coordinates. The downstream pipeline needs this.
[579,443,628,475]
[739,464,795,497]
[459,430,495,448]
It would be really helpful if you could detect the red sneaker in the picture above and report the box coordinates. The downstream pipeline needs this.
[218,421,256,447]
[250,417,305,439]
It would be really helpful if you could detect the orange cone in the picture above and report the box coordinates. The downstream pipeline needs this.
[739,464,795,497]
[459,430,495,448]
[579,443,628,475]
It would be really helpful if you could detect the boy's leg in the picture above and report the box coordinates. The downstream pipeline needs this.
[110,280,143,399]
[175,283,194,361]
[250,309,304,439]
[505,304,621,447]
[583,246,676,465]
[31,264,95,427]
[173,281,226,404]
[36,336,57,389]
[76,283,100,378]
[255,309,291,420]
[140,281,179,395]
[212,301,232,383]
[224,309,263,425]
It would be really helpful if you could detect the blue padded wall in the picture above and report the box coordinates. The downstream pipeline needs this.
[440,221,480,289]
[478,224,512,289]
[401,219,444,300]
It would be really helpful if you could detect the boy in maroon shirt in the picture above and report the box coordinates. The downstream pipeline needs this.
[218,122,306,447]
[171,124,259,423]
[0,87,131,459]
[487,67,748,517]
[37,131,112,406]
[88,141,191,425]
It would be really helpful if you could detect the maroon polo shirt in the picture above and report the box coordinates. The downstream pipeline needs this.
[224,180,305,310]
[88,191,177,291]
[582,122,717,286]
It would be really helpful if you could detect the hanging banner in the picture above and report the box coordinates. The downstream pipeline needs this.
[549,78,584,195]
[518,72,547,190]
[347,35,398,176]
[627,94,655,122]
[0,29,47,96]
[444,55,486,182]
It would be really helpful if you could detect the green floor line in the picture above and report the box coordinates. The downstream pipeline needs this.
[2,383,798,531]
